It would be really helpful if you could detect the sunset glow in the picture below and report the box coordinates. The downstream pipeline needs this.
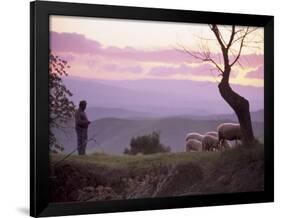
[50,15,264,87]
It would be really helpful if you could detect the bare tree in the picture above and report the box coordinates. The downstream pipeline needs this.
[181,25,261,146]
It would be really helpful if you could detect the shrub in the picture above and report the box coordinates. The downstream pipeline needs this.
[124,132,171,155]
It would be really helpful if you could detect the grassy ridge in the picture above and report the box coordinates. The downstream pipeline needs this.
[51,150,221,170]
[50,144,264,202]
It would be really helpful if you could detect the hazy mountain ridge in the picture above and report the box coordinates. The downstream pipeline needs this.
[86,106,264,122]
[181,109,264,122]
[56,77,264,154]
[54,113,264,155]
[86,107,156,121]
[64,77,264,116]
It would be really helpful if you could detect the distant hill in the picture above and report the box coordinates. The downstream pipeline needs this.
[250,109,264,122]
[85,107,264,123]
[53,116,264,155]
[64,77,264,116]
[86,107,155,121]
[182,109,264,123]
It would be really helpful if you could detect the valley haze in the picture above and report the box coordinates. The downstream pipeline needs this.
[64,76,264,117]
[52,76,264,155]
[50,16,264,155]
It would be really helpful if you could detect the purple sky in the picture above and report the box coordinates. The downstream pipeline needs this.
[50,17,264,115]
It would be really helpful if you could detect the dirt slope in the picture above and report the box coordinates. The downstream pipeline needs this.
[50,144,264,202]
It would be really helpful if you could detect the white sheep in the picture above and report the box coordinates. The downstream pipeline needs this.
[221,140,232,150]
[202,135,219,151]
[202,134,232,151]
[205,131,218,137]
[185,132,204,142]
[217,123,241,147]
[229,140,243,148]
[185,139,202,152]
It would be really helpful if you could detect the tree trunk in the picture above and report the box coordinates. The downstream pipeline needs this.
[218,79,255,147]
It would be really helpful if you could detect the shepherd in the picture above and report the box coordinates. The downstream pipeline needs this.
[75,100,91,155]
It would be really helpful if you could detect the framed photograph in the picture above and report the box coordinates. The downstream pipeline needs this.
[30,1,274,217]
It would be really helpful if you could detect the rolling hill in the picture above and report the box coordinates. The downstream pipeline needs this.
[64,77,264,116]
[86,107,155,121]
[53,114,264,155]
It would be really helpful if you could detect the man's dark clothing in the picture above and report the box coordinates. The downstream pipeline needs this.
[75,108,89,155]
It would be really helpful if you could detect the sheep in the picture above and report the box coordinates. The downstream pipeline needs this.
[185,139,202,152]
[202,135,219,151]
[221,140,232,150]
[229,140,243,148]
[217,123,241,148]
[185,132,204,142]
[202,134,232,151]
[205,131,218,137]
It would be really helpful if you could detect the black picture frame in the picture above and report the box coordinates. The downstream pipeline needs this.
[30,1,274,217]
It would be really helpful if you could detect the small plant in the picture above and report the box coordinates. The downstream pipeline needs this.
[124,131,171,155]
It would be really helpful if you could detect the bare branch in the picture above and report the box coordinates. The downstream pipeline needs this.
[230,27,250,67]
[204,58,224,74]
[210,24,227,51]
[177,25,260,81]
[229,47,244,69]
[227,25,235,50]
[176,44,224,74]
[230,27,259,47]
[196,36,217,41]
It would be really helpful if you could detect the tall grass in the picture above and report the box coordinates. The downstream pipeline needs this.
[51,149,223,170]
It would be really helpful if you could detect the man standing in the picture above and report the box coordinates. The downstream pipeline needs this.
[75,100,90,155]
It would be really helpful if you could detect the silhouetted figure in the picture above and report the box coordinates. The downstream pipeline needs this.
[75,100,90,155]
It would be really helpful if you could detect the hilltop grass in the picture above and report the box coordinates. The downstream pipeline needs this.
[50,143,264,202]
[51,149,221,170]
[50,142,263,170]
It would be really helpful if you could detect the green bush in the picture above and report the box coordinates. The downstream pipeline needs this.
[124,132,171,155]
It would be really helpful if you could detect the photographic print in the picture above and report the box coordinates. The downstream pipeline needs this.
[49,15,265,203]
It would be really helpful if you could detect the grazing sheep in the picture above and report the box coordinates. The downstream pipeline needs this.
[185,139,202,152]
[217,123,241,147]
[202,134,232,151]
[185,132,204,142]
[229,140,243,148]
[205,131,218,137]
[221,140,232,149]
[202,135,219,151]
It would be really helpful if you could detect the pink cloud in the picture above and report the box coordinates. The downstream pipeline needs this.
[102,64,143,74]
[149,64,187,76]
[50,31,264,81]
[229,54,264,68]
[149,63,217,76]
[246,65,264,79]
[50,32,101,54]
[50,31,197,64]
[101,47,193,63]
[50,31,263,67]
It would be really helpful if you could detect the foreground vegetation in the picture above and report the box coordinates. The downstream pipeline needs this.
[50,143,264,202]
